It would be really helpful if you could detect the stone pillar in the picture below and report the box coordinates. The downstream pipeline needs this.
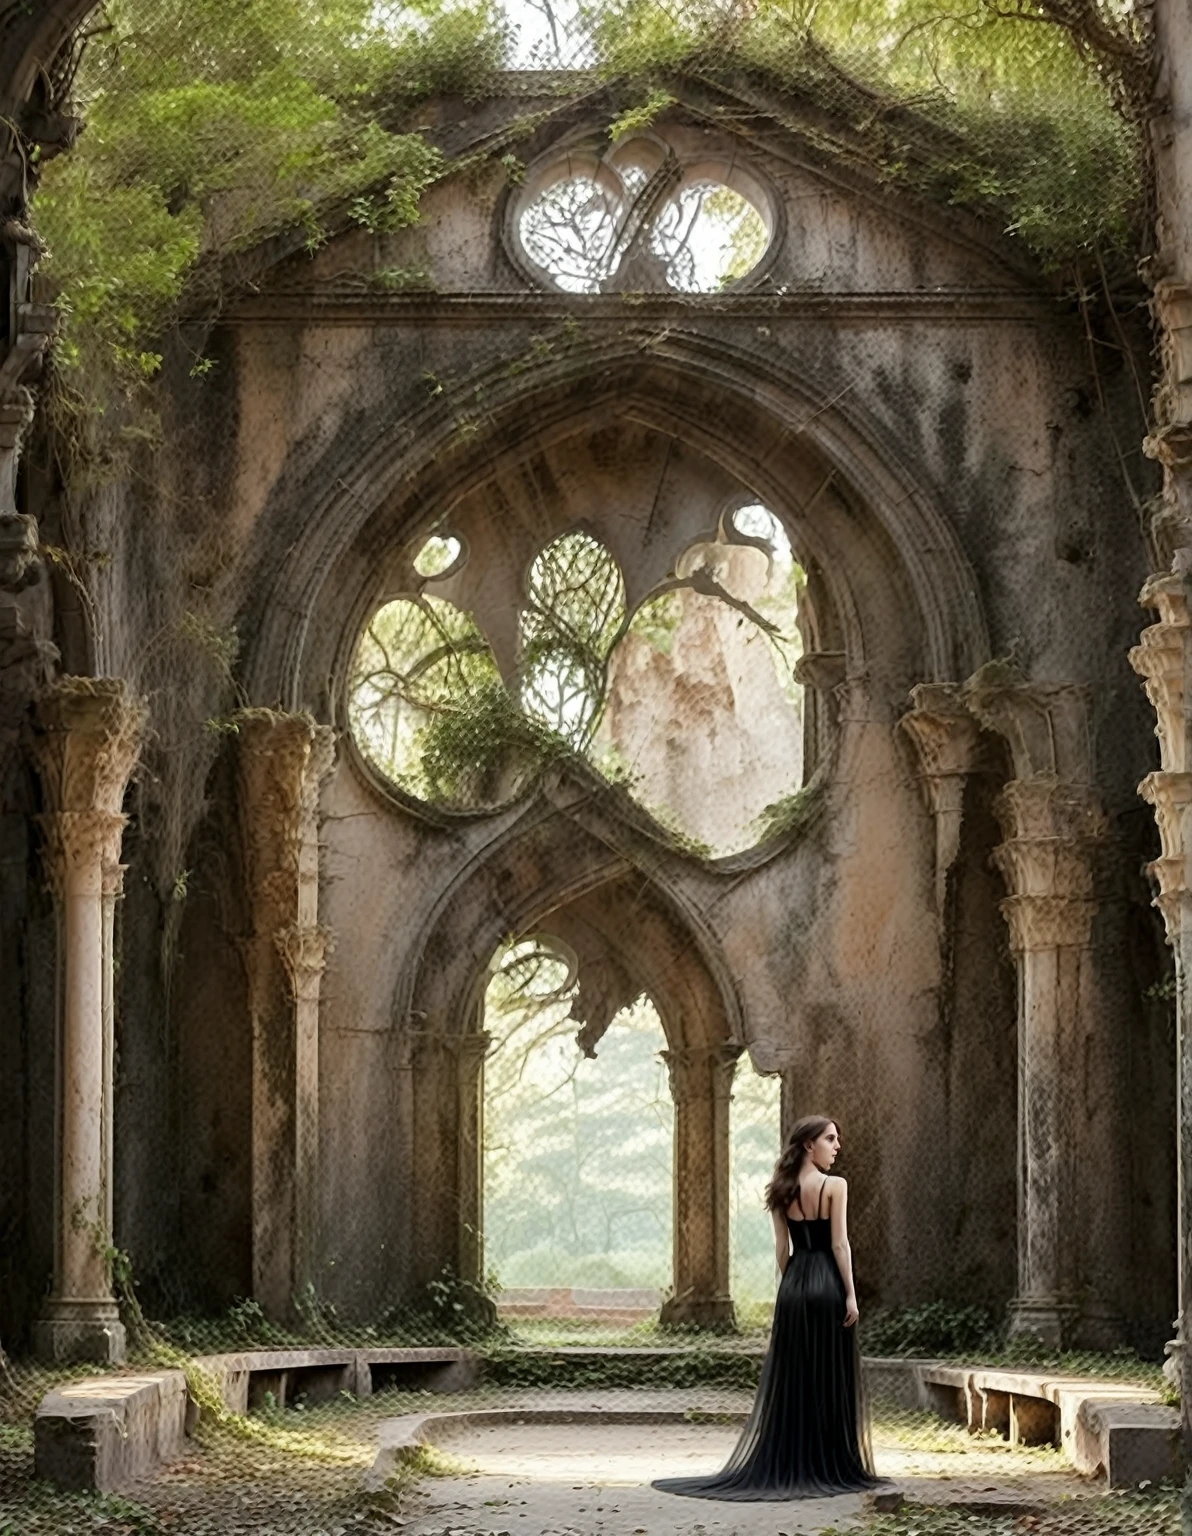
[964,672,1108,1346]
[899,683,983,914]
[660,1043,741,1330]
[1130,572,1192,1394]
[236,710,335,1320]
[28,677,146,1363]
[455,1032,490,1288]
[400,1027,493,1307]
[990,776,1105,1345]
[1138,0,1192,1464]
[100,857,122,1250]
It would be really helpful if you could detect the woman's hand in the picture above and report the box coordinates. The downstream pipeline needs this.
[843,1295,859,1328]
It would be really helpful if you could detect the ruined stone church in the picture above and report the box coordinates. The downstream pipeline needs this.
[3,0,1192,1377]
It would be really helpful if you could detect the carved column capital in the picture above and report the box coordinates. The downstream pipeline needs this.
[275,922,332,1001]
[963,666,1093,783]
[1139,770,1192,936]
[991,777,1105,952]
[900,684,984,910]
[29,677,146,813]
[27,679,147,898]
[1131,571,1192,775]
[39,811,127,900]
[662,1043,743,1104]
[28,677,148,813]
[237,711,320,861]
[236,712,335,904]
[900,683,983,793]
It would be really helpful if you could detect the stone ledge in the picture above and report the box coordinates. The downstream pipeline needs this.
[33,1370,191,1493]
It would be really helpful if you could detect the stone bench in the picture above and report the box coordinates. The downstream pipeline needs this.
[35,1346,1179,1495]
[866,1358,1180,1488]
[190,1344,480,1413]
[34,1346,480,1493]
[34,1370,192,1493]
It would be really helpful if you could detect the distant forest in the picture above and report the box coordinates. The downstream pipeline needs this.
[484,974,781,1301]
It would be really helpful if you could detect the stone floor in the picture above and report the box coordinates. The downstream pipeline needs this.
[396,1412,1091,1536]
[2,1384,1169,1536]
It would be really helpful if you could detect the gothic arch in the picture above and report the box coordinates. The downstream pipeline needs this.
[395,801,746,1324]
[241,330,990,712]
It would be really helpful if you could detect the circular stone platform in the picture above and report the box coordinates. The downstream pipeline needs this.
[375,1397,1097,1536]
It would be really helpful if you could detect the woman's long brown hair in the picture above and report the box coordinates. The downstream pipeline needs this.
[765,1114,837,1213]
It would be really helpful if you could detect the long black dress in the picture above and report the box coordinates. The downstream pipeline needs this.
[653,1183,880,1501]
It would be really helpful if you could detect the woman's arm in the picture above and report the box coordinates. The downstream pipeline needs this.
[770,1206,791,1276]
[828,1177,859,1327]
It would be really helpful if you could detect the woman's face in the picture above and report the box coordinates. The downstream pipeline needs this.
[806,1123,840,1170]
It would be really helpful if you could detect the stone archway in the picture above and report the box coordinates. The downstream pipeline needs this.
[256,329,996,1329]
[399,810,745,1327]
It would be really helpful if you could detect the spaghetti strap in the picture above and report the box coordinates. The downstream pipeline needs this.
[816,1179,827,1220]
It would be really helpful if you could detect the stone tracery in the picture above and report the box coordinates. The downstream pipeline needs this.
[513,133,774,295]
[347,502,807,856]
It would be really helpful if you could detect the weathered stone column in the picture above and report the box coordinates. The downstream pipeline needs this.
[992,777,1105,1344]
[965,673,1107,1345]
[1138,0,1192,1471]
[237,710,335,1320]
[28,677,146,1363]
[660,1043,741,1330]
[399,1027,493,1305]
[100,857,123,1251]
[1130,572,1192,1393]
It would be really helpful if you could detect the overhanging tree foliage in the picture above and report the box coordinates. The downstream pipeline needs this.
[30,0,1149,400]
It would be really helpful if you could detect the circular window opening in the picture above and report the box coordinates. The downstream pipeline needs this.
[650,181,768,293]
[413,533,463,579]
[516,145,772,294]
[519,174,623,294]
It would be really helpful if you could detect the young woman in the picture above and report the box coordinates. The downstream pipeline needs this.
[653,1114,881,1500]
